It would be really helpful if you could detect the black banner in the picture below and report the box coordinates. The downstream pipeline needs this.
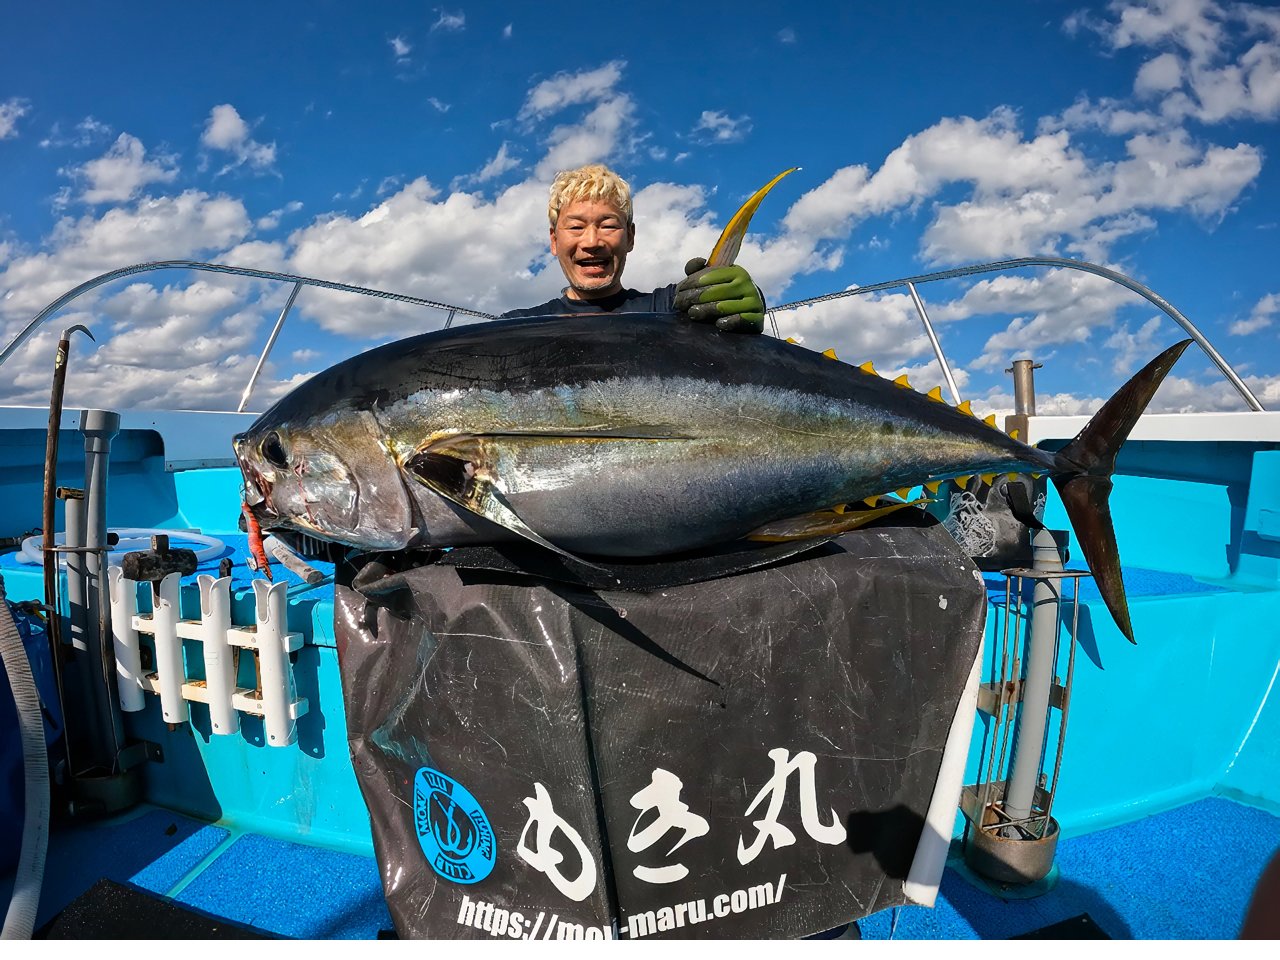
[336,520,984,939]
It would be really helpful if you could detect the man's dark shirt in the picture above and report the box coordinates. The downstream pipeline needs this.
[500,285,677,319]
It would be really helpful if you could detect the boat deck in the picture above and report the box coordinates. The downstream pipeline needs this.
[5,795,1276,939]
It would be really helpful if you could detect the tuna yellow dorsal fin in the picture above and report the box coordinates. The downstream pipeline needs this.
[957,400,974,416]
[983,414,997,427]
[707,167,800,268]
[893,374,912,389]
[926,386,944,402]
[859,360,878,376]
[822,348,838,360]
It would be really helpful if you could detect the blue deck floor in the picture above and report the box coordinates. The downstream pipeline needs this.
[6,795,1276,939]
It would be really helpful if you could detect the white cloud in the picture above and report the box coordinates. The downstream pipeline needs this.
[1230,292,1278,335]
[503,24,513,39]
[1135,51,1185,94]
[1086,0,1280,123]
[285,177,554,334]
[427,96,451,113]
[431,9,465,32]
[1103,315,1166,373]
[691,110,752,144]
[534,96,635,179]
[39,115,113,149]
[69,133,180,204]
[390,36,411,58]
[0,190,253,323]
[451,142,521,190]
[519,61,626,121]
[0,97,30,139]
[200,104,277,174]
[779,109,1260,267]
[778,27,797,44]
[256,200,303,231]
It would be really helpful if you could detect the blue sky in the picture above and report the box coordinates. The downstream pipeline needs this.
[1,0,1277,415]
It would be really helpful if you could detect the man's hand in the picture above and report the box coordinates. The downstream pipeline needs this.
[674,258,765,334]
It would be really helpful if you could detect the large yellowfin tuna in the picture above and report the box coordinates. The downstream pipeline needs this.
[235,172,1191,643]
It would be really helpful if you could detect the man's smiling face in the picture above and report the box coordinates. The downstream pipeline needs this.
[550,199,636,300]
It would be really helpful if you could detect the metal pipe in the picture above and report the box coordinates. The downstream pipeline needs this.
[1008,360,1042,417]
[81,409,124,770]
[238,282,302,413]
[1,260,497,373]
[906,281,961,404]
[1002,528,1067,834]
[772,256,1265,412]
[63,490,87,652]
[4,255,1262,411]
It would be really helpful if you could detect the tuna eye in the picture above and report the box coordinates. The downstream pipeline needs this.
[261,432,289,469]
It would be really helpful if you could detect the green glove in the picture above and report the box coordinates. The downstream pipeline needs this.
[674,257,765,334]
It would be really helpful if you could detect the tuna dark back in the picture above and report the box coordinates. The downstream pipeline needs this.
[256,313,990,445]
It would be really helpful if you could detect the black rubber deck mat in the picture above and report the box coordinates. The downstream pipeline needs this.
[1012,913,1112,939]
[37,878,275,939]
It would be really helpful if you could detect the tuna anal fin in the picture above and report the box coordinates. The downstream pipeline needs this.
[747,498,929,542]
[405,450,608,571]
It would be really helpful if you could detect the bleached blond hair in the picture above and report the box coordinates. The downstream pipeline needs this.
[547,164,633,227]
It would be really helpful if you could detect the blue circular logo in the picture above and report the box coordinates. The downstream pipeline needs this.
[413,766,495,884]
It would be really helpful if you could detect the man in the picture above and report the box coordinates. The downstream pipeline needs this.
[501,163,766,333]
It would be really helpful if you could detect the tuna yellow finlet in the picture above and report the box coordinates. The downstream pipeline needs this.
[983,414,997,427]
[957,400,974,416]
[895,487,912,500]
[926,386,944,402]
[893,374,912,389]
[785,337,798,344]
[859,360,878,376]
[924,480,941,494]
[1009,428,1020,441]
[822,348,838,360]
[980,473,997,485]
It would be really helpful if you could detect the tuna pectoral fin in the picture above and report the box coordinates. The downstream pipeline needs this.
[405,450,607,572]
[746,498,929,542]
[1052,339,1193,643]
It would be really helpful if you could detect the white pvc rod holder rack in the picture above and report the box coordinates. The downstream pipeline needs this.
[108,567,308,746]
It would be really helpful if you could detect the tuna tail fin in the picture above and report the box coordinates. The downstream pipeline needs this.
[1051,339,1193,643]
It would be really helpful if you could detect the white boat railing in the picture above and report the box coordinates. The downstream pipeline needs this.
[0,256,1266,413]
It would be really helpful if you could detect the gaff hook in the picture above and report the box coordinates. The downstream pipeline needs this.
[42,323,97,649]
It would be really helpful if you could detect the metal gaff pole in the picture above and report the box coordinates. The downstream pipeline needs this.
[1002,529,1065,835]
[906,281,962,404]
